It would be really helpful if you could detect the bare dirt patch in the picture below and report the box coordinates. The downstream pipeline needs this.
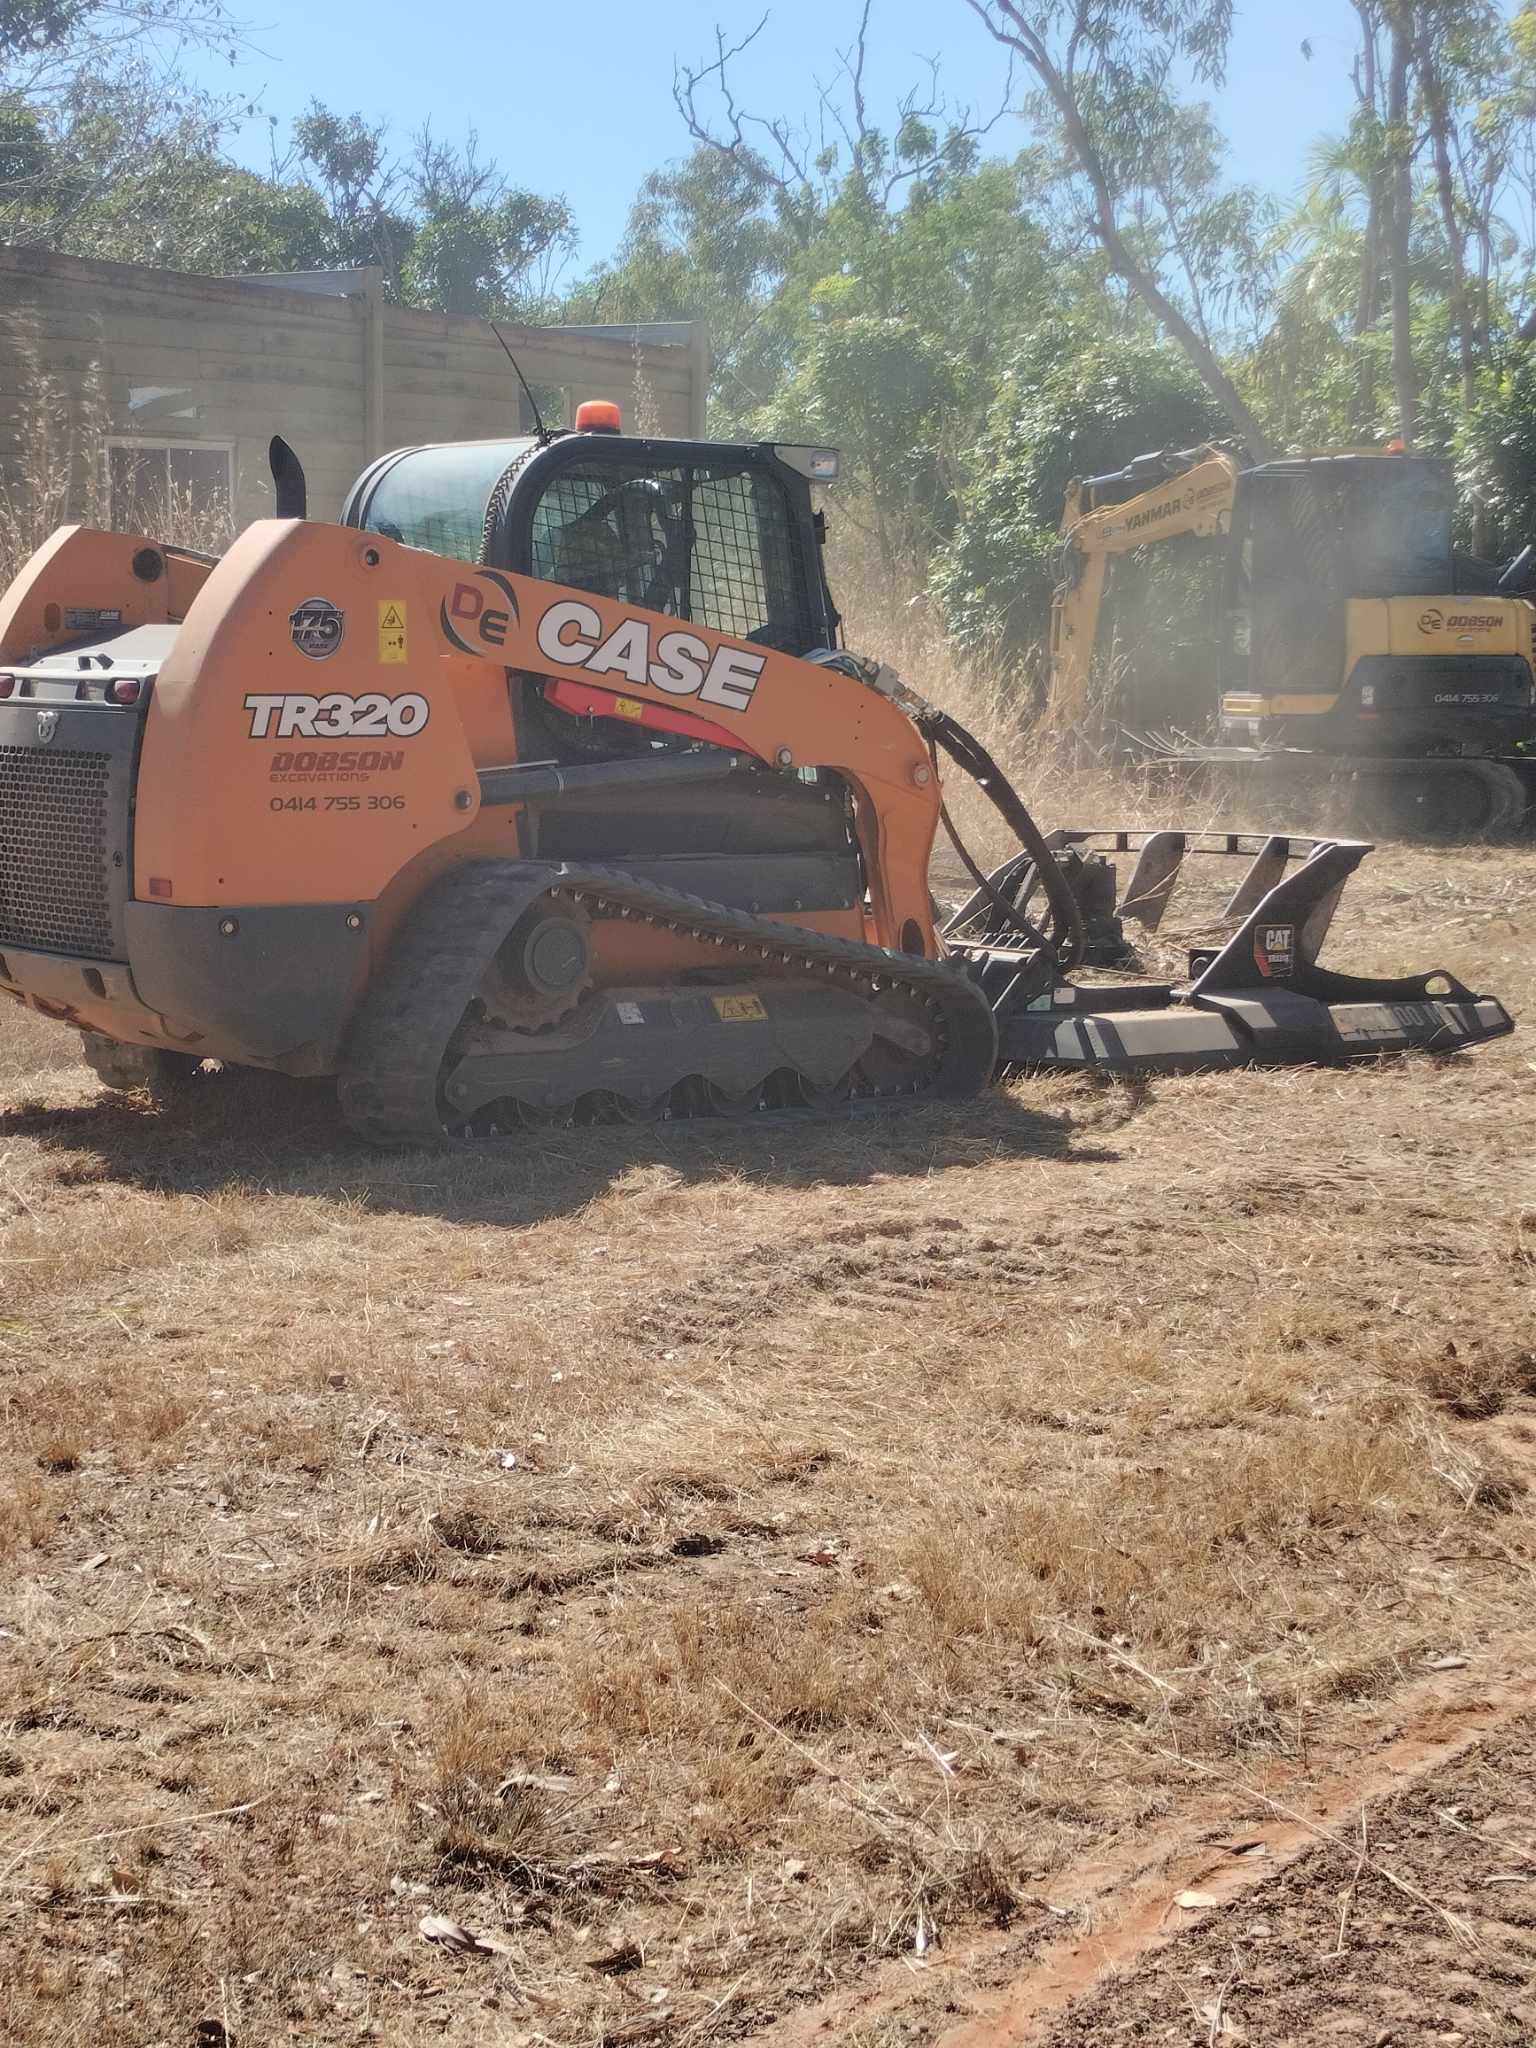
[1016,1698,1536,2047]
[0,838,1530,2045]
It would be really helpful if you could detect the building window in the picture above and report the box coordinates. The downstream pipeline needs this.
[107,441,233,536]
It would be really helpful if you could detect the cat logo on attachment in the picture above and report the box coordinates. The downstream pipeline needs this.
[1254,923,1296,978]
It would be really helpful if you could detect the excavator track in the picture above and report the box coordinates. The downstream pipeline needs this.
[336,861,998,1146]
[1354,756,1532,838]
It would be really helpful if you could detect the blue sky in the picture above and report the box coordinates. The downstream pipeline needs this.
[193,1,1367,274]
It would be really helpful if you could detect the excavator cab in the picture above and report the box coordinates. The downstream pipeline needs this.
[1221,455,1456,706]
[1217,453,1536,825]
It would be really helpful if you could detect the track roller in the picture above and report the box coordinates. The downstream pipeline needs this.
[336,860,999,1146]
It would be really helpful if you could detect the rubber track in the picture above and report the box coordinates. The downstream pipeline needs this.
[1358,756,1531,837]
[336,860,999,1146]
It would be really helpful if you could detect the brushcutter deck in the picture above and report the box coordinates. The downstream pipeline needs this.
[948,829,1514,1077]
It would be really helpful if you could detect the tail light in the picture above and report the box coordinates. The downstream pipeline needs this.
[108,677,144,706]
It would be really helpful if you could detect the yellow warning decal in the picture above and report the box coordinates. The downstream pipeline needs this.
[378,600,408,664]
[711,993,768,1022]
[611,696,645,720]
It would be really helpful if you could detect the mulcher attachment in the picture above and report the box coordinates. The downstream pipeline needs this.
[947,830,1515,1076]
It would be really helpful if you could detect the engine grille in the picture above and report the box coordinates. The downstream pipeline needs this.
[0,744,115,956]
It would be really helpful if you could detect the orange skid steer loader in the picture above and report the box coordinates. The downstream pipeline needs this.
[0,410,1513,1144]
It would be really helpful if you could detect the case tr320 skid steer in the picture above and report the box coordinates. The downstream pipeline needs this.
[0,408,1514,1144]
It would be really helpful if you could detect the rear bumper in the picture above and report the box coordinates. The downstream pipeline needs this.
[0,902,370,1074]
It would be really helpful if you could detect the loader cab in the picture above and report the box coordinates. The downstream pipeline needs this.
[342,428,840,656]
[340,425,860,910]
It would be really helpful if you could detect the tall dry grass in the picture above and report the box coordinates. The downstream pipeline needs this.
[0,347,112,589]
[823,510,1265,862]
[0,350,235,593]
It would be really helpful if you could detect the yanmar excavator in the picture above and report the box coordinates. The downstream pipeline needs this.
[0,405,1513,1143]
[1049,441,1536,835]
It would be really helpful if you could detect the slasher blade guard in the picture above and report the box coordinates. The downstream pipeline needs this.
[945,830,1515,1075]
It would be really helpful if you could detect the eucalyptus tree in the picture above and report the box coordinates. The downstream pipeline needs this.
[956,0,1276,457]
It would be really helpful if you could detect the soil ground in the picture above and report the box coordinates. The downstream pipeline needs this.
[1028,1703,1536,2048]
[0,834,1531,2047]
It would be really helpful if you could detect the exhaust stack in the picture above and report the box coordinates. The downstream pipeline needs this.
[269,436,307,520]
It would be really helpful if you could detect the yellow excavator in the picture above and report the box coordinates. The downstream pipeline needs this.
[1048,442,1536,834]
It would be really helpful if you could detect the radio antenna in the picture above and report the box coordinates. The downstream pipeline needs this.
[489,321,552,444]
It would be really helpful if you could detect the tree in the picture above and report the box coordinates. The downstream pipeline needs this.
[566,142,805,423]
[758,149,1059,574]
[4,52,577,319]
[0,3,88,63]
[0,0,237,100]
[0,0,258,255]
[1459,339,1536,556]
[1382,2,1420,444]
[930,324,1226,663]
[400,127,574,317]
[288,105,411,288]
[574,5,1056,584]
[775,315,966,575]
[957,0,1277,458]
[1322,2,1520,451]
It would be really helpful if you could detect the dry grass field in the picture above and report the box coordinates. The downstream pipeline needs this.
[0,820,1531,2047]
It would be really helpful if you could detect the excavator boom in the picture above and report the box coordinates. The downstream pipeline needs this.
[1048,445,1239,721]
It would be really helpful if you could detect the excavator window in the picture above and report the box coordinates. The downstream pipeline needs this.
[1235,476,1345,701]
[1345,464,1453,596]
[1226,458,1457,703]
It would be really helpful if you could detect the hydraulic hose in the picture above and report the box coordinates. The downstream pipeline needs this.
[917,709,1087,972]
[933,770,1056,956]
